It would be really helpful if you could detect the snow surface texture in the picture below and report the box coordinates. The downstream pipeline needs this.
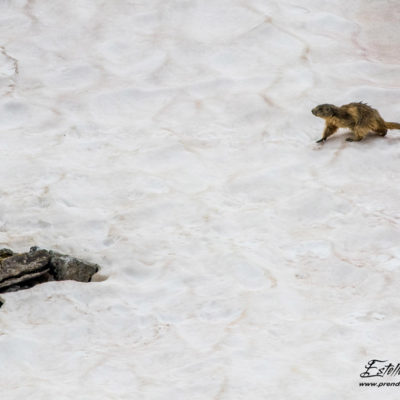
[1,0,400,399]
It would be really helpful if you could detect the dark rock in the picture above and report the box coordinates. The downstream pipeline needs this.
[0,249,51,292]
[0,247,100,294]
[49,251,99,282]
[0,248,13,259]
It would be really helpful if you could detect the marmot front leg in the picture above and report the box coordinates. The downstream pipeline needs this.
[316,123,338,143]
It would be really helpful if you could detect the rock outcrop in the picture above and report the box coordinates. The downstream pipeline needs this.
[0,247,100,294]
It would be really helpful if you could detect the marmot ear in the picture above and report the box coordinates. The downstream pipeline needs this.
[330,108,336,117]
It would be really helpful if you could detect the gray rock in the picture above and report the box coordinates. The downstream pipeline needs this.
[0,249,51,292]
[49,251,99,282]
[0,247,100,294]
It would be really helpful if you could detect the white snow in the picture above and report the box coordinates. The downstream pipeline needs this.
[1,0,400,399]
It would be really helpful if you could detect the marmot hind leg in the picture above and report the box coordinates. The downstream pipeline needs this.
[346,132,363,142]
[376,128,387,137]
[346,127,368,142]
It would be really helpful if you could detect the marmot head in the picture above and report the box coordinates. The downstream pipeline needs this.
[311,104,337,118]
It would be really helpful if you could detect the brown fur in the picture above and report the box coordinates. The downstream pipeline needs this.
[312,102,400,143]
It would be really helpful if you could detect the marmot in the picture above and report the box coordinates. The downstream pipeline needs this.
[312,102,400,143]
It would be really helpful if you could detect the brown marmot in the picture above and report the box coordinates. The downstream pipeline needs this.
[312,102,400,143]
